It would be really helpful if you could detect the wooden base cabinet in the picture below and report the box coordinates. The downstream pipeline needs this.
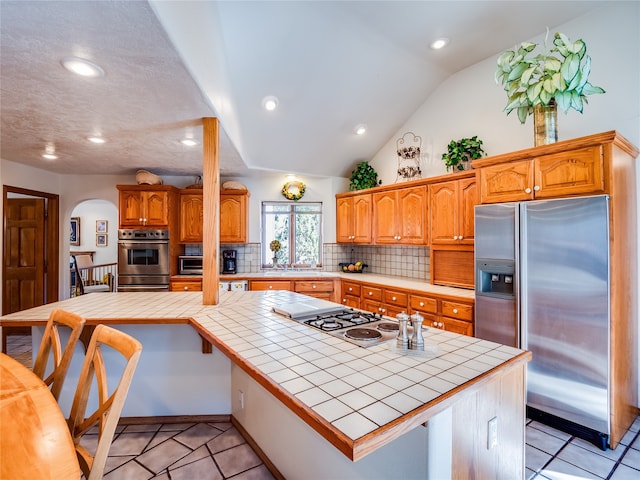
[170,277,202,292]
[340,280,361,308]
[294,280,336,302]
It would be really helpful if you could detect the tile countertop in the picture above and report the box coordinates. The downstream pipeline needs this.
[220,271,476,300]
[0,290,526,461]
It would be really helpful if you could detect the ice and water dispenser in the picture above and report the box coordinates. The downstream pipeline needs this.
[476,259,515,298]
[474,258,519,347]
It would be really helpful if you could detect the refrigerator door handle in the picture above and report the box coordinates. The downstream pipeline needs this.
[518,205,527,350]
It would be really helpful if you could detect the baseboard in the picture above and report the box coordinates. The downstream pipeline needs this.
[119,414,231,425]
[231,415,285,480]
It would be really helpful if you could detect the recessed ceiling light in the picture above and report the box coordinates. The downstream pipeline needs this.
[262,96,279,111]
[354,124,367,135]
[430,38,449,50]
[180,138,199,147]
[87,136,106,144]
[42,144,58,160]
[61,57,105,77]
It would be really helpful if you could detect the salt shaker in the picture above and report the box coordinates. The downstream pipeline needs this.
[396,312,410,349]
[410,312,424,350]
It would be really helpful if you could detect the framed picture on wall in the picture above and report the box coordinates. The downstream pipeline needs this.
[96,234,108,247]
[70,217,80,246]
[96,220,108,233]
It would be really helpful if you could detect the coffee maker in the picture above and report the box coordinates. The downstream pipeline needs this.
[222,250,237,274]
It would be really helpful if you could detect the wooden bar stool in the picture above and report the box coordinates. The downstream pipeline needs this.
[67,324,142,480]
[32,308,86,401]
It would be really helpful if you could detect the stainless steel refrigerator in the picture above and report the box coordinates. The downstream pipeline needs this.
[474,195,611,449]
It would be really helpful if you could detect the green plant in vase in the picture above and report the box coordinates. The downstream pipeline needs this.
[495,31,605,125]
[441,136,486,171]
[349,161,382,191]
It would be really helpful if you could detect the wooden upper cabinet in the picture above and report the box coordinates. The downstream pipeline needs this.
[179,192,204,243]
[534,146,604,198]
[478,145,604,204]
[336,193,372,244]
[117,185,173,228]
[429,177,477,246]
[177,188,249,244]
[373,186,426,245]
[220,190,249,244]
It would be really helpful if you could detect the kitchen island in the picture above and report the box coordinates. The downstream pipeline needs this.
[0,290,530,478]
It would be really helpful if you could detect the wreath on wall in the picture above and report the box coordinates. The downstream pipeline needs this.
[281,181,306,201]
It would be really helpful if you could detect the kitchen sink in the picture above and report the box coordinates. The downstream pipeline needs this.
[261,270,324,277]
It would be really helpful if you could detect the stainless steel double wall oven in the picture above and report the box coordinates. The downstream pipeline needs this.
[117,229,170,291]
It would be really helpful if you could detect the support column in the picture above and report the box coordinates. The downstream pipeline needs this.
[202,117,220,305]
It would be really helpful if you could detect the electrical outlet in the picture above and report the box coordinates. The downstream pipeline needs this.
[487,416,498,449]
[239,390,244,409]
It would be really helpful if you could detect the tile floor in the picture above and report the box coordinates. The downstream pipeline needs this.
[5,333,640,479]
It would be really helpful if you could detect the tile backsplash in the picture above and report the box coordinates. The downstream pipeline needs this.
[221,243,430,280]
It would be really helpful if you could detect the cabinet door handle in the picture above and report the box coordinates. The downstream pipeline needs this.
[268,285,273,289]
[453,235,458,240]
[458,236,463,240]
[392,296,396,301]
[368,291,373,296]
[525,188,532,194]
[453,308,458,314]
[184,286,188,291]
[312,285,317,289]
[534,185,541,191]
[342,298,346,303]
[419,301,424,307]
[348,287,353,292]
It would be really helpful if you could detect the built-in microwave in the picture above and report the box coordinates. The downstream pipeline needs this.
[178,255,203,275]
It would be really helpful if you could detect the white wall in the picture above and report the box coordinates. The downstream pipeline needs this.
[369,2,639,182]
[70,200,118,265]
[221,174,349,244]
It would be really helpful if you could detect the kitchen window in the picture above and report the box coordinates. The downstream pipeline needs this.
[261,202,323,268]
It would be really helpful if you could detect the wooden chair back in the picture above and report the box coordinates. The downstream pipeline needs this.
[67,325,142,480]
[72,254,115,295]
[32,309,86,401]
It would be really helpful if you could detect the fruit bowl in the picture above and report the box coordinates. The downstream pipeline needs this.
[338,262,368,273]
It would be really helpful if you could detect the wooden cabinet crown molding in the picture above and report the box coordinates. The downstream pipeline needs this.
[335,170,475,198]
[471,130,638,169]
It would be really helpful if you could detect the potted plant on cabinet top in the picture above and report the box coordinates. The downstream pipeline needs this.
[441,136,486,172]
[349,161,382,191]
[495,31,605,145]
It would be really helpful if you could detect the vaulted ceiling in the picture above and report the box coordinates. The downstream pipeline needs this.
[0,1,608,179]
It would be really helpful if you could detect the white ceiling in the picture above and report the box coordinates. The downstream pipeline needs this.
[1,1,609,179]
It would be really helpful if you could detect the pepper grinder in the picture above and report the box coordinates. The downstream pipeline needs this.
[410,312,424,350]
[396,312,410,349]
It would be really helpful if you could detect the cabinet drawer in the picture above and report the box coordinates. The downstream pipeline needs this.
[441,300,473,321]
[342,281,361,297]
[361,286,382,301]
[383,289,408,307]
[342,295,361,309]
[429,316,473,336]
[249,280,292,291]
[409,295,438,314]
[295,280,334,293]
[170,281,202,292]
